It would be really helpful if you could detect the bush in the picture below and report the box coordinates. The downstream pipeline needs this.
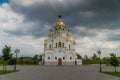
[8,58,16,65]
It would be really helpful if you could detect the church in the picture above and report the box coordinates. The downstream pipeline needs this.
[42,13,82,65]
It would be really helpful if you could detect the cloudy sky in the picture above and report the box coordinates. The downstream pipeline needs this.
[0,0,120,57]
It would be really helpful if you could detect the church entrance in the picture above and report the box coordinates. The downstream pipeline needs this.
[58,58,62,65]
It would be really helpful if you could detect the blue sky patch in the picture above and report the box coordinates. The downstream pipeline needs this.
[0,0,9,4]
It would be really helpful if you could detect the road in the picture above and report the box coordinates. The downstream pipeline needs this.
[0,65,119,80]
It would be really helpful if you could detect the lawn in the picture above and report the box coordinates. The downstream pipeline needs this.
[102,72,120,77]
[0,70,19,75]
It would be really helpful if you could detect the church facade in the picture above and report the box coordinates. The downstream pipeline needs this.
[42,14,82,65]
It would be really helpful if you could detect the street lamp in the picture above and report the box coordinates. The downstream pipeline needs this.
[14,49,20,71]
[97,49,102,72]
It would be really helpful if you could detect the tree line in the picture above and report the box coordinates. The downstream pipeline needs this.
[1,45,119,73]
[0,45,42,68]
[77,53,119,73]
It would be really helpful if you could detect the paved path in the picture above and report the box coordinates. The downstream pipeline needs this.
[0,65,120,80]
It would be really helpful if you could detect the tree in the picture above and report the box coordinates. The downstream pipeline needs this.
[83,55,91,64]
[33,54,39,64]
[2,45,12,61]
[102,57,109,65]
[33,54,38,59]
[8,58,16,65]
[2,45,12,71]
[19,57,24,66]
[76,54,82,59]
[91,53,99,64]
[109,53,119,73]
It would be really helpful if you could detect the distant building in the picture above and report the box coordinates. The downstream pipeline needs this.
[42,13,82,65]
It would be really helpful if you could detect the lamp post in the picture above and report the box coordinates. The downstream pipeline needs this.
[97,49,102,72]
[14,49,20,71]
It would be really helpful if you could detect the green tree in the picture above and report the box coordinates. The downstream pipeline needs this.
[102,57,109,65]
[109,53,119,73]
[19,57,24,66]
[2,45,12,71]
[76,54,82,59]
[33,54,38,59]
[2,45,12,61]
[91,53,99,64]
[83,55,91,64]
[8,58,16,65]
[33,54,39,64]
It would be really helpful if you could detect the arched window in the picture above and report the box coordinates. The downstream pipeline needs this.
[63,57,65,60]
[56,43,57,48]
[59,42,61,47]
[70,57,72,60]
[63,28,64,31]
[48,57,50,60]
[49,44,51,49]
[69,44,71,49]
[55,57,57,60]
[63,43,64,47]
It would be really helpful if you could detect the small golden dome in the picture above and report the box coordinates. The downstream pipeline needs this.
[44,40,48,45]
[73,40,76,45]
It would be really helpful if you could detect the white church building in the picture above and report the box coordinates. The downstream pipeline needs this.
[42,14,82,65]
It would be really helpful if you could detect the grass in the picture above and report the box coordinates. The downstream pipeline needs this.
[0,70,19,75]
[101,72,120,77]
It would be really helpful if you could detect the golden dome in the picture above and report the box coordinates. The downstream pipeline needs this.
[55,14,65,28]
[55,19,65,27]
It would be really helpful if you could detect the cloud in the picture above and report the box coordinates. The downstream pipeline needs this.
[0,0,120,57]
[9,0,120,29]
[4,0,119,39]
[0,3,44,56]
[0,31,46,57]
[0,3,24,32]
[2,1,117,30]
